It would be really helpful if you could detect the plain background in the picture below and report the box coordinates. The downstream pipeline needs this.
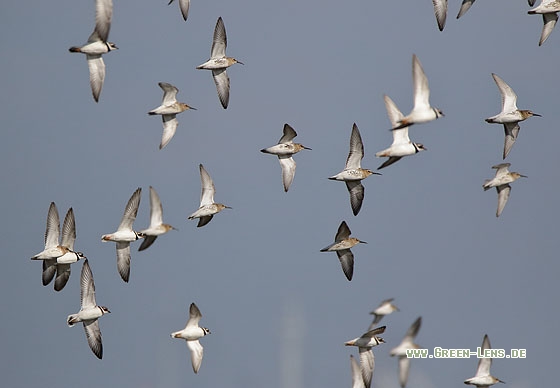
[0,1,555,387]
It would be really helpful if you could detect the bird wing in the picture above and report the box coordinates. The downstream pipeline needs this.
[212,68,230,109]
[44,202,60,249]
[160,114,178,150]
[86,54,106,103]
[279,124,297,144]
[279,156,296,192]
[345,124,364,169]
[351,355,366,388]
[117,188,141,231]
[502,122,520,159]
[432,0,448,31]
[187,340,204,373]
[199,164,216,206]
[83,319,103,359]
[496,184,511,217]
[159,82,179,105]
[358,347,374,388]
[60,208,76,250]
[148,186,164,227]
[54,263,71,292]
[94,0,113,42]
[80,259,97,308]
[337,249,354,281]
[116,242,131,282]
[492,73,518,113]
[211,17,227,58]
[335,221,352,242]
[346,181,365,216]
[187,302,203,328]
[475,335,493,376]
[412,54,431,110]
[384,95,410,145]
[539,13,558,46]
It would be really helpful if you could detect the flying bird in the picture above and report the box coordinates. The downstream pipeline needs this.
[376,95,426,170]
[390,317,422,388]
[391,54,444,131]
[485,73,540,159]
[368,298,399,330]
[69,0,117,102]
[260,124,311,192]
[464,335,505,387]
[67,259,111,359]
[188,164,231,227]
[148,82,196,150]
[171,302,211,374]
[138,186,176,251]
[31,203,85,291]
[329,124,380,216]
[320,221,367,281]
[345,326,386,388]
[483,163,527,217]
[101,188,143,282]
[197,17,243,109]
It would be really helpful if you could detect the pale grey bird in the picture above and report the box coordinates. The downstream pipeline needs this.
[320,221,367,281]
[69,0,117,102]
[483,163,527,217]
[260,124,311,192]
[345,326,386,388]
[67,259,111,359]
[148,82,196,150]
[171,302,211,373]
[392,55,444,131]
[368,298,399,330]
[464,335,505,387]
[138,186,176,251]
[485,73,540,159]
[376,95,426,170]
[188,164,231,227]
[101,188,143,282]
[196,17,243,109]
[390,317,422,388]
[329,124,380,216]
[31,204,85,291]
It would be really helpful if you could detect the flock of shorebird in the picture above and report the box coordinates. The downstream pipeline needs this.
[30,0,535,386]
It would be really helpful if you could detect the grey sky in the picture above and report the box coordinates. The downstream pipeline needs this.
[0,1,555,388]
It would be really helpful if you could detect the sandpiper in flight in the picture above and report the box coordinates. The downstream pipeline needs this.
[31,204,85,291]
[464,334,505,387]
[196,17,243,109]
[368,298,399,330]
[101,188,143,282]
[390,317,422,388]
[171,302,211,374]
[345,326,386,388]
[138,186,176,251]
[329,123,380,216]
[67,259,111,359]
[260,123,311,192]
[391,54,444,131]
[376,95,426,170]
[320,221,367,281]
[483,163,527,217]
[69,0,117,102]
[148,82,196,150]
[188,164,231,227]
[486,73,541,159]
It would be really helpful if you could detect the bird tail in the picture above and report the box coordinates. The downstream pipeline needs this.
[68,47,81,53]
[67,314,79,327]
